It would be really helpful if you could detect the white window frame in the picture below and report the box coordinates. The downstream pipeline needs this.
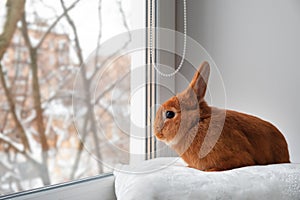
[155,0,177,157]
[145,0,177,158]
[130,0,177,161]
[129,0,147,164]
[0,174,116,200]
[0,1,180,199]
[0,0,145,199]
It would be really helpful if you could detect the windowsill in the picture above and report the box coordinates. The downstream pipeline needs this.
[0,173,116,200]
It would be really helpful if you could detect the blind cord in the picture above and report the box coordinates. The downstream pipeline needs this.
[150,0,187,77]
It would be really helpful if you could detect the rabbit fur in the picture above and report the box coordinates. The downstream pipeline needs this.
[154,61,290,171]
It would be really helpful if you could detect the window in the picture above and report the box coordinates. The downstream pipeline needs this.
[0,0,145,196]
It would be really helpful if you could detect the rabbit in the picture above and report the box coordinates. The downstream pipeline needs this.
[154,61,290,171]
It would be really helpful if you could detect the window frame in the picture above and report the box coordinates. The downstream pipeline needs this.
[0,173,116,200]
[0,0,179,198]
[0,0,146,199]
[146,0,177,158]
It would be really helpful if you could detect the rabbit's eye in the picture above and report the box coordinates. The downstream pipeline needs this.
[165,111,175,119]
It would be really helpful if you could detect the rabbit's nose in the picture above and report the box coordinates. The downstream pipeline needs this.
[155,132,164,140]
[155,121,164,132]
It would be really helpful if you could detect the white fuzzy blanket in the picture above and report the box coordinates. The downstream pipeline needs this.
[114,157,300,200]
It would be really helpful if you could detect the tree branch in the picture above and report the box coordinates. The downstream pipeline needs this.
[90,0,131,81]
[61,0,104,173]
[0,132,24,153]
[20,10,52,185]
[0,64,31,151]
[93,0,103,69]
[20,12,32,48]
[60,0,83,65]
[0,0,25,60]
[21,14,49,153]
[35,0,81,49]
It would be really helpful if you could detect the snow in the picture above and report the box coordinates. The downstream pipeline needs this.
[44,101,71,116]
[114,157,300,200]
[22,110,36,124]
[0,133,24,152]
[30,36,40,47]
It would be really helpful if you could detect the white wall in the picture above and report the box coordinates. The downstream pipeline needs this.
[176,0,300,162]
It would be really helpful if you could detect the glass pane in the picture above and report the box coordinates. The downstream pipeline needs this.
[0,0,143,195]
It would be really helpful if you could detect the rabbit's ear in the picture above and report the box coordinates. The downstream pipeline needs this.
[189,61,210,100]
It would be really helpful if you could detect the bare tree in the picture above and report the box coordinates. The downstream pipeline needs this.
[0,0,131,194]
[0,0,80,190]
[0,0,25,60]
[61,0,132,179]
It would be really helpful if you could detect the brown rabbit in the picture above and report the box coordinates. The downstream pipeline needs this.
[154,61,290,171]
